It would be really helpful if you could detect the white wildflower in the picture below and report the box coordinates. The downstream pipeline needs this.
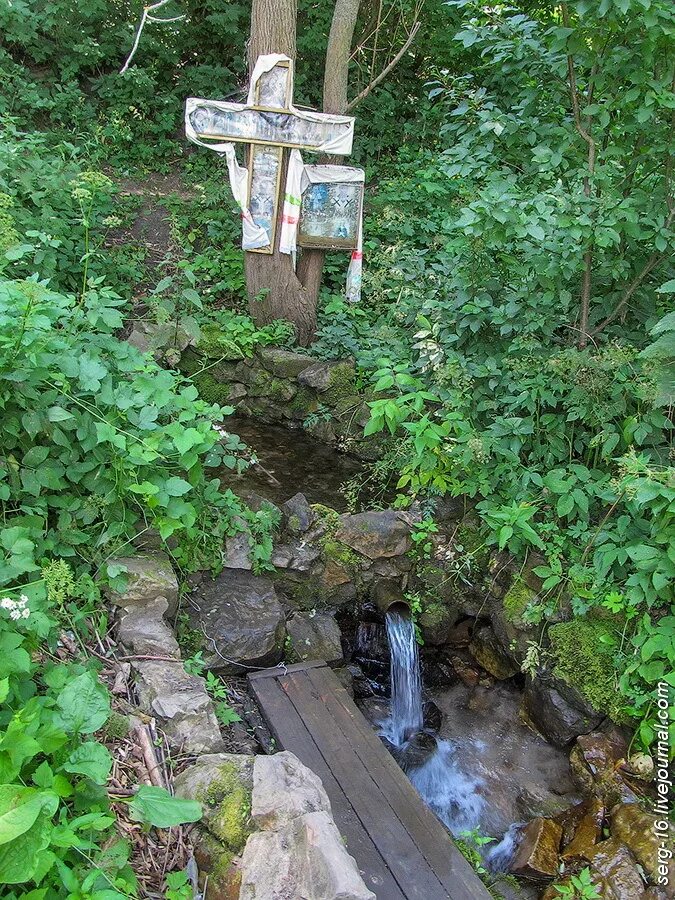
[9,609,21,620]
[0,597,13,610]
[21,608,30,619]
[18,595,29,607]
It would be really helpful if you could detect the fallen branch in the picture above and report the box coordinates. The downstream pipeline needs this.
[132,718,167,789]
[346,21,421,112]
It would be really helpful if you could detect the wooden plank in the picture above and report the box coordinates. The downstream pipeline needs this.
[307,666,493,900]
[282,670,450,900]
[249,672,405,900]
[248,659,326,681]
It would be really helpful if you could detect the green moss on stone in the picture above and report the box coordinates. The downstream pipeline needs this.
[503,577,536,625]
[311,504,360,570]
[200,762,252,853]
[322,363,356,407]
[104,711,130,740]
[198,324,247,360]
[288,386,319,418]
[548,618,624,721]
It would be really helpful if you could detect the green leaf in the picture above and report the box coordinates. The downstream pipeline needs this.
[63,742,112,784]
[0,813,52,884]
[0,787,56,845]
[557,494,574,517]
[55,672,110,734]
[128,786,201,828]
[164,477,192,497]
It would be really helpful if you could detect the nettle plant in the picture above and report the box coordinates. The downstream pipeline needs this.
[0,277,273,582]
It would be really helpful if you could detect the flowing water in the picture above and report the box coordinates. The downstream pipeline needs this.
[383,608,424,746]
[379,609,576,875]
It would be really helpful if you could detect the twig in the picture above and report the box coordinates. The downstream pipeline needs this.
[132,718,167,789]
[346,21,421,112]
[120,0,186,75]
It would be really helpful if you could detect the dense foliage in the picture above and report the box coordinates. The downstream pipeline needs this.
[0,0,673,890]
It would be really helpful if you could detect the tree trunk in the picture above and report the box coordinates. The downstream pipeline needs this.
[296,0,361,298]
[245,0,317,344]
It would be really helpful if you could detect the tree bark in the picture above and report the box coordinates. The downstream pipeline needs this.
[245,0,317,344]
[296,0,361,302]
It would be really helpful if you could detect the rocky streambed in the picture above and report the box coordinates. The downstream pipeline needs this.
[107,402,671,899]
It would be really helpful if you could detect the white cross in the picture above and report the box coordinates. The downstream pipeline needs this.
[185,57,355,253]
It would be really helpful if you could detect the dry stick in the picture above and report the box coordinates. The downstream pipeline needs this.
[345,21,421,112]
[132,719,167,789]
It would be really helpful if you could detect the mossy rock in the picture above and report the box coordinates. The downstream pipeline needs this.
[203,761,253,851]
[285,386,320,421]
[548,617,625,722]
[454,521,490,580]
[255,346,314,378]
[418,601,457,645]
[197,323,248,361]
[502,576,536,625]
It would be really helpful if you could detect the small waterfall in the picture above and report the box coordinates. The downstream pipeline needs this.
[385,607,424,746]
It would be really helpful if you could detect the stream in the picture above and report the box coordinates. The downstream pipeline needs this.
[226,417,578,879]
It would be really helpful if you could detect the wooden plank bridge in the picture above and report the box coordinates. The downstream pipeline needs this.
[248,661,492,900]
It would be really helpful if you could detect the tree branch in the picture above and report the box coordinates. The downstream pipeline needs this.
[590,208,675,337]
[345,20,420,112]
[120,0,185,74]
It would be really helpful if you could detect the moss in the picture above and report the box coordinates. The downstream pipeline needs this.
[104,711,130,740]
[192,371,233,406]
[419,601,448,629]
[311,503,360,570]
[201,762,252,853]
[288,386,319,417]
[198,324,247,360]
[503,576,536,625]
[321,362,357,407]
[548,617,624,721]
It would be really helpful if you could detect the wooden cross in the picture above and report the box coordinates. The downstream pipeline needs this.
[186,58,355,254]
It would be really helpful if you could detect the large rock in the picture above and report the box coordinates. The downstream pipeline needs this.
[117,595,180,659]
[610,803,670,885]
[335,510,413,560]
[281,492,316,534]
[287,611,343,664]
[175,753,254,899]
[252,751,331,831]
[510,817,562,879]
[239,810,375,900]
[587,838,647,899]
[189,569,286,673]
[107,552,179,617]
[554,797,605,849]
[297,359,355,395]
[133,659,224,753]
[522,672,605,747]
[470,623,520,679]
[256,347,315,378]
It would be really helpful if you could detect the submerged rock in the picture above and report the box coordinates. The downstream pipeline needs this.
[509,817,562,879]
[398,731,438,773]
[189,569,286,673]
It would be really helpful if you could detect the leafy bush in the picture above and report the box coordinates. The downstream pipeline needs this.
[0,277,272,583]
